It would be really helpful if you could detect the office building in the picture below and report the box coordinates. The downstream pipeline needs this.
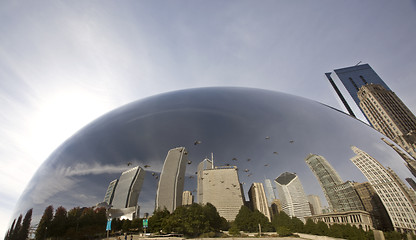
[275,172,311,222]
[406,178,416,191]
[182,191,193,206]
[353,182,392,231]
[307,194,323,215]
[382,138,416,178]
[270,199,282,219]
[197,157,213,203]
[325,64,390,120]
[248,182,271,221]
[156,147,188,213]
[264,179,276,206]
[111,166,145,209]
[200,166,244,221]
[386,167,416,212]
[305,154,364,212]
[104,179,118,205]
[351,146,416,233]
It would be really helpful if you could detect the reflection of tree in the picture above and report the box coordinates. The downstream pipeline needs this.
[234,205,274,233]
[35,205,53,240]
[4,209,32,240]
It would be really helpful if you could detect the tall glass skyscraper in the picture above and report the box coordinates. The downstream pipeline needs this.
[197,158,213,203]
[264,178,276,206]
[155,147,188,213]
[275,172,311,222]
[111,166,145,209]
[305,154,364,212]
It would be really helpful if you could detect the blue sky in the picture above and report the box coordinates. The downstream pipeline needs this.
[1,0,416,235]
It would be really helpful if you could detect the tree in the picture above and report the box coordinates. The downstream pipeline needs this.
[11,215,22,240]
[49,206,68,238]
[234,205,274,233]
[4,219,16,240]
[35,205,54,240]
[148,208,170,233]
[17,209,32,240]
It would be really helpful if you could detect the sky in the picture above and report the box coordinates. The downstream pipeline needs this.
[1,0,416,235]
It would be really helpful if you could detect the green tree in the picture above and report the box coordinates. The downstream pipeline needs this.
[304,219,317,234]
[10,215,22,240]
[122,219,132,232]
[17,209,32,240]
[228,222,240,236]
[234,205,274,233]
[50,206,68,238]
[148,208,170,233]
[35,205,53,240]
[5,219,16,240]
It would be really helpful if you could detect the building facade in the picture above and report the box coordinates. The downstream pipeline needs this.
[182,191,194,206]
[111,166,145,209]
[275,172,311,222]
[350,146,416,233]
[270,199,282,220]
[382,138,416,178]
[156,147,188,213]
[264,179,276,207]
[305,154,364,212]
[307,194,323,215]
[104,179,118,205]
[197,158,213,204]
[200,166,244,221]
[248,182,271,221]
[305,210,374,231]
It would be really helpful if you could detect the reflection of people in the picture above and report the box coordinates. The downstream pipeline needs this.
[130,234,133,240]
[125,233,127,240]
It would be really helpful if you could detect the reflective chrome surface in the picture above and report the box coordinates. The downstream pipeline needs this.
[13,87,415,223]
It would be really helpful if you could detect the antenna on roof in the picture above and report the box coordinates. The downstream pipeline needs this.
[355,61,362,66]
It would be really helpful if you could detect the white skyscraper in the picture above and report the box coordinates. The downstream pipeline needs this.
[111,166,145,209]
[197,157,213,203]
[350,146,416,233]
[201,166,244,221]
[182,191,193,206]
[275,172,311,222]
[156,147,188,213]
[248,182,271,221]
[307,194,323,215]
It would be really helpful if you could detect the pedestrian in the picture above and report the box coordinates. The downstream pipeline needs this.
[124,232,127,240]
[130,234,133,240]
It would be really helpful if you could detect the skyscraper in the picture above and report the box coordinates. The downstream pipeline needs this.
[275,172,311,222]
[111,166,145,209]
[200,166,244,221]
[182,191,193,206]
[197,157,213,204]
[305,154,364,212]
[307,195,322,215]
[156,147,188,213]
[264,179,276,206]
[382,138,416,178]
[350,146,416,233]
[325,64,390,121]
[248,182,271,221]
[358,84,416,159]
[104,179,118,205]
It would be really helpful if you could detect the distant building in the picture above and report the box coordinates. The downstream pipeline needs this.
[248,183,271,221]
[104,179,118,205]
[406,178,416,191]
[270,199,282,219]
[201,166,245,221]
[353,182,392,231]
[197,158,213,204]
[305,154,364,212]
[182,191,194,206]
[275,172,311,222]
[264,179,276,206]
[156,147,188,213]
[305,210,373,232]
[307,194,322,215]
[382,137,416,178]
[358,84,416,159]
[351,146,416,233]
[386,167,416,212]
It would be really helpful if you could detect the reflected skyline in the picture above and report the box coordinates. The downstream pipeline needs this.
[11,87,416,233]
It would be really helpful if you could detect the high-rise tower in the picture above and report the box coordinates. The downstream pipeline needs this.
[111,166,145,209]
[305,154,364,212]
[156,147,188,213]
[264,179,276,206]
[248,183,271,221]
[307,195,322,215]
[350,146,416,233]
[104,179,118,205]
[201,166,244,221]
[275,172,311,222]
[197,157,213,204]
[358,84,416,159]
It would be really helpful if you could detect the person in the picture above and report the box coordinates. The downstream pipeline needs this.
[130,234,133,240]
[124,233,127,240]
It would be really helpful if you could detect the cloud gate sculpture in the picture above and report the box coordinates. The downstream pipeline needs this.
[12,87,416,233]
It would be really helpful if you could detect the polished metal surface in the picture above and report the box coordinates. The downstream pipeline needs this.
[12,87,415,224]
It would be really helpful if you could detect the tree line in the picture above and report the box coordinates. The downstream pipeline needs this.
[4,209,32,240]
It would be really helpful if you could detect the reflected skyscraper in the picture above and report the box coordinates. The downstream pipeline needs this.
[382,138,416,178]
[307,194,322,215]
[351,146,416,233]
[197,157,213,204]
[156,147,188,213]
[248,183,271,221]
[275,172,311,222]
[111,166,145,209]
[201,165,244,221]
[305,154,364,212]
[182,191,193,206]
[104,179,118,205]
[264,179,276,206]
